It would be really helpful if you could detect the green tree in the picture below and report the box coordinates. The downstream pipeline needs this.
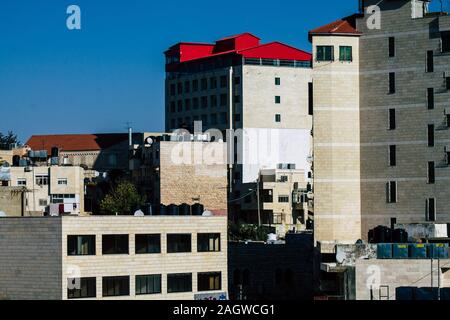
[100,180,145,215]
[0,131,20,150]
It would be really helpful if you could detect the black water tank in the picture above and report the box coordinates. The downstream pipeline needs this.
[159,204,167,216]
[392,229,408,243]
[373,225,392,243]
[191,203,204,216]
[179,203,191,216]
[167,204,179,216]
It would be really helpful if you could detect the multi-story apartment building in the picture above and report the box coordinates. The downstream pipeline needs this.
[164,33,313,226]
[0,164,85,216]
[259,168,313,235]
[310,0,450,244]
[0,214,228,300]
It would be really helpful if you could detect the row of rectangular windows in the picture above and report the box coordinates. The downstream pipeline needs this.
[169,94,236,112]
[67,233,221,256]
[68,272,222,299]
[316,45,352,62]
[169,76,283,96]
[169,76,236,95]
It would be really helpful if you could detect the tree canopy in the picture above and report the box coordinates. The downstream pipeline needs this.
[100,180,146,215]
[0,131,20,150]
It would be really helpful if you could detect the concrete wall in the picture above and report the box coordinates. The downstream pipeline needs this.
[355,258,448,300]
[0,218,63,300]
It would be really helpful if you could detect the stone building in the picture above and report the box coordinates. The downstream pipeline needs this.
[310,0,450,244]
[164,33,313,225]
[0,214,228,300]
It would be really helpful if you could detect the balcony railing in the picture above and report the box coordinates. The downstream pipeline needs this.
[244,58,311,68]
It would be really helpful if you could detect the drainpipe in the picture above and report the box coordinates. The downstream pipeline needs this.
[228,66,234,194]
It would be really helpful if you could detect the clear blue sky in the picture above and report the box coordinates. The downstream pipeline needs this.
[0,0,367,142]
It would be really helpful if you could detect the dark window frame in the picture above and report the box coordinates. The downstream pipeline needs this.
[316,45,334,62]
[197,272,222,292]
[135,274,162,295]
[135,234,161,254]
[339,46,353,62]
[102,235,129,255]
[67,277,96,299]
[389,73,396,94]
[428,161,436,184]
[389,37,395,57]
[197,233,221,252]
[388,108,396,130]
[167,273,192,293]
[167,234,192,253]
[389,145,397,167]
[427,88,435,110]
[67,235,96,256]
[102,276,130,297]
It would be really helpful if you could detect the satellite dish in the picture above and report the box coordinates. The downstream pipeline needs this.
[134,210,145,217]
[202,210,214,217]
[0,211,7,217]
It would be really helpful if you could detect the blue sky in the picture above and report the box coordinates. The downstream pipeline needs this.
[0,0,408,142]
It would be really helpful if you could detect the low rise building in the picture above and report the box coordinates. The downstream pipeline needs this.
[228,232,313,300]
[0,214,228,300]
[0,165,85,216]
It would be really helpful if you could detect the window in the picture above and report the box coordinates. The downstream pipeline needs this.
[135,275,161,295]
[278,195,289,203]
[275,114,281,123]
[427,50,434,72]
[35,175,49,186]
[426,198,436,222]
[102,276,130,297]
[170,119,176,129]
[389,73,396,94]
[275,96,281,104]
[184,81,190,93]
[67,277,96,299]
[201,78,208,91]
[427,88,435,110]
[308,82,313,115]
[220,94,227,106]
[177,100,183,112]
[201,96,208,109]
[275,77,281,85]
[58,178,68,185]
[193,97,199,109]
[17,178,26,186]
[102,235,129,255]
[339,46,352,61]
[234,95,241,104]
[316,46,334,61]
[167,273,192,293]
[167,234,191,253]
[389,145,397,167]
[220,76,227,88]
[39,199,48,206]
[220,112,227,124]
[428,161,435,184]
[280,175,288,182]
[234,77,241,85]
[135,234,161,254]
[210,77,217,89]
[68,235,96,256]
[386,181,397,203]
[170,101,176,112]
[211,113,218,125]
[201,114,208,127]
[428,124,435,147]
[197,233,221,252]
[198,272,221,292]
[234,114,241,122]
[193,79,199,91]
[441,31,450,53]
[185,99,191,111]
[210,95,217,107]
[388,108,396,130]
[446,77,450,90]
[389,37,395,57]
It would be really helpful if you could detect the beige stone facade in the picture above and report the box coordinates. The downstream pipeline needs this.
[311,34,362,243]
[0,215,228,300]
[2,166,85,215]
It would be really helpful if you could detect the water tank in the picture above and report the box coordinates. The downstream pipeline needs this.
[393,244,409,259]
[409,243,427,259]
[429,243,449,259]
[167,204,179,216]
[373,225,392,243]
[392,229,408,243]
[179,203,190,216]
[159,204,167,216]
[191,204,204,216]
[267,233,277,242]
[377,243,393,259]
[51,147,59,158]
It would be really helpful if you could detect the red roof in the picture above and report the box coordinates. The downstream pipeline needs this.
[165,33,311,67]
[309,14,363,40]
[26,134,128,154]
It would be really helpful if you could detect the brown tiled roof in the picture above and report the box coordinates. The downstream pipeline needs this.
[26,134,128,153]
[309,14,363,38]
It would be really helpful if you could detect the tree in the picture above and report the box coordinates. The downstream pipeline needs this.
[100,180,145,215]
[0,131,20,150]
